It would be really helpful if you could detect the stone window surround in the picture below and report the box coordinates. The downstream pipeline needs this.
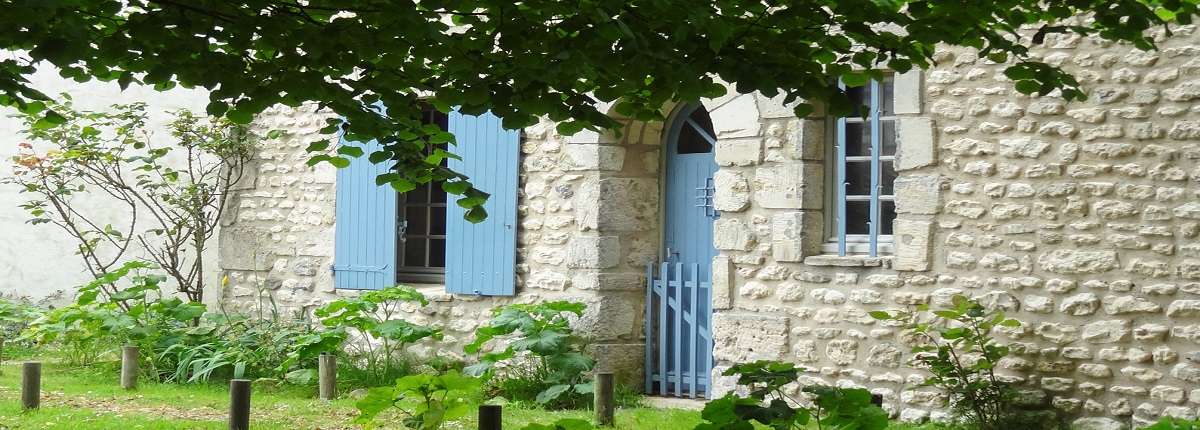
[804,69,939,271]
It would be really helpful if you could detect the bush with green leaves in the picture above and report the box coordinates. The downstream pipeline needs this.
[695,360,887,430]
[21,261,204,367]
[520,419,595,430]
[156,311,328,384]
[0,298,43,366]
[354,369,480,430]
[464,301,595,408]
[313,285,442,384]
[870,295,1059,430]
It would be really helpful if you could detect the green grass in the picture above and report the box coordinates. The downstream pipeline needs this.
[0,360,704,429]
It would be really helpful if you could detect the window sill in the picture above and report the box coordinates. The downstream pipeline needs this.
[803,254,893,268]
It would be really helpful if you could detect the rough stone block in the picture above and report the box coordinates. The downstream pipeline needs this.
[1038,250,1120,274]
[572,271,643,291]
[893,175,942,215]
[787,119,825,161]
[712,313,789,362]
[753,162,820,209]
[771,211,822,262]
[588,343,645,388]
[893,218,934,271]
[713,218,756,251]
[219,226,272,271]
[566,236,621,269]
[893,70,923,115]
[713,170,750,212]
[575,293,639,340]
[715,138,763,166]
[711,255,734,310]
[575,178,658,232]
[709,94,762,139]
[895,117,936,171]
[562,144,625,171]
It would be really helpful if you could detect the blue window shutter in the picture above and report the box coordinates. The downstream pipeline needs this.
[445,110,520,296]
[333,136,397,290]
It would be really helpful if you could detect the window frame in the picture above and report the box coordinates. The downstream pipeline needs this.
[395,109,450,284]
[824,76,898,257]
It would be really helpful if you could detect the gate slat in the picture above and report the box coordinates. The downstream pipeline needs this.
[673,263,682,397]
[704,279,713,398]
[662,261,672,396]
[644,263,653,394]
[689,263,699,398]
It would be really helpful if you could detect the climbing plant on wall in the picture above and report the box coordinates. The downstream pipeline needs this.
[1,0,1195,218]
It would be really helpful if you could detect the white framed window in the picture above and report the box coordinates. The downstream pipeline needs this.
[824,76,899,256]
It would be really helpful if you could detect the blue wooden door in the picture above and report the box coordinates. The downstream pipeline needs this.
[659,103,717,396]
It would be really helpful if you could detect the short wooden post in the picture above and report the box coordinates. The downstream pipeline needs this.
[478,404,502,430]
[229,379,251,430]
[121,345,139,390]
[318,353,336,400]
[21,361,41,410]
[594,372,615,426]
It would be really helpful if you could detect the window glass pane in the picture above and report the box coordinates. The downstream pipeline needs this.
[677,106,715,154]
[430,206,446,235]
[429,239,446,268]
[405,206,428,235]
[881,77,895,116]
[407,183,430,204]
[844,161,873,195]
[881,200,897,235]
[404,239,427,267]
[846,85,869,117]
[431,184,447,203]
[880,161,897,195]
[881,120,896,156]
[845,201,870,234]
[845,122,869,156]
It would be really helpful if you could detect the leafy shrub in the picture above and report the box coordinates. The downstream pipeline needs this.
[157,312,327,383]
[314,285,441,385]
[354,369,480,430]
[21,261,203,367]
[695,360,888,430]
[871,295,1060,430]
[464,301,594,408]
[0,298,43,365]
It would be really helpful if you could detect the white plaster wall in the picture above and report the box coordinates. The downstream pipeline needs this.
[0,62,212,302]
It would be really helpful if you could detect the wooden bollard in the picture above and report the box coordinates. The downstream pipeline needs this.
[21,362,40,410]
[478,404,502,430]
[318,353,336,400]
[229,379,252,430]
[121,345,139,390]
[594,372,615,426]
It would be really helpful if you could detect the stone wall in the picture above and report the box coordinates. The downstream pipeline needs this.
[218,107,654,382]
[709,24,1200,428]
[222,25,1200,426]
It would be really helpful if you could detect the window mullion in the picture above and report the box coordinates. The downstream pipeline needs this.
[868,79,882,257]
[836,82,848,256]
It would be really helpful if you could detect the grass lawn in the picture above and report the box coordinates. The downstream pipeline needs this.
[0,360,952,430]
[0,360,704,429]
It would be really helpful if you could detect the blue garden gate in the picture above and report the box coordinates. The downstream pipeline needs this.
[645,104,718,398]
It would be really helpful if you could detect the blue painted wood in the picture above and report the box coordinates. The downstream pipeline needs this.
[445,110,520,296]
[689,263,699,398]
[644,263,654,394]
[869,79,882,257]
[658,104,718,397]
[662,260,672,393]
[333,136,397,290]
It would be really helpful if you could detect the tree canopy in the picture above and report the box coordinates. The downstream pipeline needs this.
[2,0,1195,219]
